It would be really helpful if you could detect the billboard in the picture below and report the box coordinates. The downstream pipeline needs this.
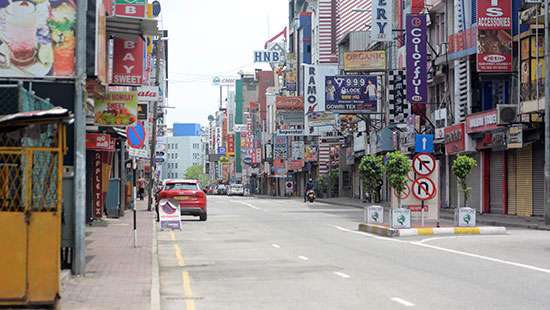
[325,75,380,113]
[476,0,512,72]
[406,14,428,105]
[112,37,145,86]
[343,51,386,72]
[95,91,138,126]
[0,1,77,78]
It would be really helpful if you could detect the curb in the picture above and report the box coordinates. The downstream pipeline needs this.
[317,199,368,209]
[150,219,160,310]
[358,223,506,237]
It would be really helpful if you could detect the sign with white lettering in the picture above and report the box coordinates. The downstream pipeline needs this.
[112,38,144,86]
[406,14,428,105]
[465,110,498,133]
[371,0,393,42]
[137,86,160,101]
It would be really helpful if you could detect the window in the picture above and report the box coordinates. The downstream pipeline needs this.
[193,143,199,149]
[164,182,199,190]
[175,163,178,169]
[175,153,178,159]
[193,153,199,160]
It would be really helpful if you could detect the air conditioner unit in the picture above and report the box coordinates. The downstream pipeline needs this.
[496,104,518,125]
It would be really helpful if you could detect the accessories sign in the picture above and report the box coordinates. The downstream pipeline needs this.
[476,0,512,72]
[406,14,428,105]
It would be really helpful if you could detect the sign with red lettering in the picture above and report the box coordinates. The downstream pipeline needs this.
[137,86,160,101]
[112,38,144,86]
[92,152,104,219]
[114,0,146,18]
[227,135,235,155]
[86,133,114,151]
[444,123,466,155]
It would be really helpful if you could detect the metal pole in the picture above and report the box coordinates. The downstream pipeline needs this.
[544,0,550,225]
[72,0,87,276]
[133,159,137,247]
[148,36,163,213]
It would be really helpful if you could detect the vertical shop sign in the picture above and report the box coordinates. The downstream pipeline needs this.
[227,135,235,155]
[112,37,145,86]
[476,0,512,72]
[388,70,409,123]
[114,0,146,18]
[406,14,428,105]
[371,0,393,42]
[92,152,104,218]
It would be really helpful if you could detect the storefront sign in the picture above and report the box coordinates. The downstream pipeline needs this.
[95,91,138,126]
[0,1,77,78]
[371,0,393,42]
[465,110,498,134]
[476,129,507,151]
[343,51,386,72]
[92,152,104,219]
[291,141,305,160]
[406,14,428,105]
[325,75,379,113]
[86,133,114,151]
[444,123,465,155]
[227,135,235,155]
[137,103,148,120]
[137,86,160,101]
[114,0,146,18]
[476,0,512,72]
[276,129,304,136]
[276,96,304,110]
[112,37,145,86]
[304,65,319,113]
[447,26,478,61]
[507,125,523,148]
[288,160,304,171]
[388,70,409,123]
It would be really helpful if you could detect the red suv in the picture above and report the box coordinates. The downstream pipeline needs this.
[159,179,207,221]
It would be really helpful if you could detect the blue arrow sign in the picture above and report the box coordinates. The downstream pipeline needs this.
[218,147,226,155]
[127,122,146,148]
[415,134,434,153]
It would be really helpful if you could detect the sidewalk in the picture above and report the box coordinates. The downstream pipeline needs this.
[318,197,550,231]
[61,200,156,310]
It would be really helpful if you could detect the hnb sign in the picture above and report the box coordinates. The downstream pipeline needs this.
[254,50,282,63]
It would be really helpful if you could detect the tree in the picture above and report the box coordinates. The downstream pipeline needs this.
[452,155,477,208]
[185,164,209,188]
[384,151,411,208]
[359,154,385,203]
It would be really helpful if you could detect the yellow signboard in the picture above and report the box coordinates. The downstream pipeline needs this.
[343,51,386,72]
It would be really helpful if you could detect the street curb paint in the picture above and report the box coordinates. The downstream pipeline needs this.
[150,220,161,310]
[358,223,506,237]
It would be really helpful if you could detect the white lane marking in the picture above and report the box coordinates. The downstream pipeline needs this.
[411,241,550,275]
[298,256,309,261]
[333,271,351,278]
[333,225,353,232]
[272,244,281,248]
[230,200,261,210]
[391,297,415,307]
[331,225,405,243]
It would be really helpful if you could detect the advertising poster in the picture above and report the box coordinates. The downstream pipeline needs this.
[388,70,409,123]
[476,0,512,72]
[137,103,148,120]
[158,199,182,231]
[325,75,379,113]
[0,1,77,78]
[112,37,145,86]
[406,14,428,105]
[343,51,386,72]
[95,91,138,126]
[304,142,318,162]
[276,96,304,135]
[303,64,337,135]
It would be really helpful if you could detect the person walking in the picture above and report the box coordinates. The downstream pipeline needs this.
[137,176,146,200]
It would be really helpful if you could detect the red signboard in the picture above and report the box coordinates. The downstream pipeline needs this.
[476,0,512,72]
[444,123,465,155]
[288,160,305,171]
[92,152,104,219]
[275,96,304,110]
[86,133,114,151]
[114,1,146,18]
[411,0,424,14]
[227,135,235,155]
[112,38,145,86]
[465,109,498,134]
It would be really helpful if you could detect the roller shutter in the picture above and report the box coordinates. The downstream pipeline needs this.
[465,153,481,211]
[517,145,533,217]
[449,155,458,208]
[507,150,517,215]
[532,142,545,216]
[490,151,505,214]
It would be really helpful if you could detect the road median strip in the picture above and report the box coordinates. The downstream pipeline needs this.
[358,223,506,237]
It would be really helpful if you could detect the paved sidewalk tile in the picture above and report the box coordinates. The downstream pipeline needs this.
[61,200,155,310]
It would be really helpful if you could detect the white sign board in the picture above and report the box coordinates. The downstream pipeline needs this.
[234,124,247,133]
[367,205,384,224]
[128,145,150,158]
[254,50,283,63]
[391,208,411,228]
[137,86,160,102]
[212,76,238,87]
[457,207,476,227]
[371,0,393,42]
[412,177,437,201]
[158,199,182,230]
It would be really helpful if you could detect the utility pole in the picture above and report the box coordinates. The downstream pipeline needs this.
[544,0,550,225]
[148,34,163,214]
[73,0,87,276]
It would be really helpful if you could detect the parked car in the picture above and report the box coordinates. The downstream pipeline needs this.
[216,184,227,195]
[159,179,207,221]
[227,183,244,196]
[205,185,216,195]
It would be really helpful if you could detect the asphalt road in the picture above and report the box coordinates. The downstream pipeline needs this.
[157,196,550,310]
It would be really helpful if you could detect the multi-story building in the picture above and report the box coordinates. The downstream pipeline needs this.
[162,123,205,179]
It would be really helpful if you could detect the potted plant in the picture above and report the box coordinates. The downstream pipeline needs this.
[359,154,385,203]
[384,151,411,228]
[451,155,477,226]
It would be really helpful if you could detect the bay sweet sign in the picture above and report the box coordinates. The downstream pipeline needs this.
[112,38,144,86]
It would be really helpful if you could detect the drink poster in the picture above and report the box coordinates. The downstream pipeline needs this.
[0,1,77,78]
[95,91,138,126]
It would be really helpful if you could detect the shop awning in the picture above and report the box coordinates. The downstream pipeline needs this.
[106,16,158,37]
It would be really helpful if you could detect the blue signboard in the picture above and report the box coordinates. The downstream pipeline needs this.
[325,75,379,113]
[218,147,226,155]
[415,134,434,153]
[126,121,146,148]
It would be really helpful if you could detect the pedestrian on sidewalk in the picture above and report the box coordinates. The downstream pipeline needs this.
[138,176,146,200]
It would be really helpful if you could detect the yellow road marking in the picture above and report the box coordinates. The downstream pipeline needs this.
[170,231,176,241]
[174,244,186,266]
[182,271,196,310]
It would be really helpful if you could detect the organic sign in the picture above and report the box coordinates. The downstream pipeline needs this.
[343,51,386,71]
[95,91,138,126]
[112,37,145,86]
[406,14,428,105]
[0,1,77,78]
[325,75,379,113]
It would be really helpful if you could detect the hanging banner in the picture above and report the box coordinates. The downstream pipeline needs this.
[371,0,393,42]
[0,1,77,78]
[476,0,512,72]
[112,37,145,86]
[388,70,409,123]
[325,75,380,113]
[95,91,138,126]
[406,14,428,105]
[92,151,104,219]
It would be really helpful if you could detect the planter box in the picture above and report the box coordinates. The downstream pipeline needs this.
[367,205,384,224]
[391,208,411,229]
[455,207,476,227]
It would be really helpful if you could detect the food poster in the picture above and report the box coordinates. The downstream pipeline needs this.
[0,0,77,78]
[95,91,138,126]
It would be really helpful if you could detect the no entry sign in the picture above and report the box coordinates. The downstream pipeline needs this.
[412,153,436,176]
[412,177,436,201]
[127,121,146,149]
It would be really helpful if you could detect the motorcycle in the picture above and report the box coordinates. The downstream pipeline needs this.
[306,190,316,203]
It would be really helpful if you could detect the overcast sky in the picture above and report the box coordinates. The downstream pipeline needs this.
[157,0,288,127]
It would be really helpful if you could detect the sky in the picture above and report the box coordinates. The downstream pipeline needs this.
[157,0,288,128]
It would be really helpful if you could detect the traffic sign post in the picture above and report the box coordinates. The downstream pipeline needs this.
[127,121,147,149]
[412,153,436,176]
[412,176,437,227]
[415,134,434,153]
